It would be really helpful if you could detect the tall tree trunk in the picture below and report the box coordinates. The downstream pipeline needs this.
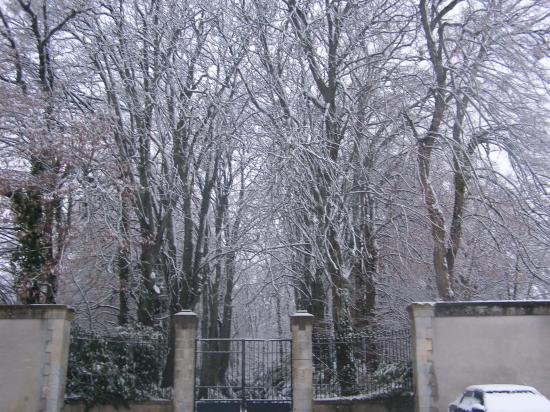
[415,0,454,300]
[326,225,358,396]
[117,191,130,325]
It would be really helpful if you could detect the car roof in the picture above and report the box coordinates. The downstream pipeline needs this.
[465,384,538,393]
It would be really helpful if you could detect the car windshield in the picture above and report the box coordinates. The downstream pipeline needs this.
[484,391,549,412]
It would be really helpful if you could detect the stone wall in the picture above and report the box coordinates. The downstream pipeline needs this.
[64,400,173,412]
[409,301,550,412]
[0,305,73,412]
[65,398,411,412]
[313,394,414,412]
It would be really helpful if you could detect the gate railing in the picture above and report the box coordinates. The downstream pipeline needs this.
[312,330,412,399]
[66,326,170,405]
[194,338,292,411]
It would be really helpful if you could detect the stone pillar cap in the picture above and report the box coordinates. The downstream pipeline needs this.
[290,311,314,331]
[291,311,314,317]
[173,310,198,328]
[175,309,197,314]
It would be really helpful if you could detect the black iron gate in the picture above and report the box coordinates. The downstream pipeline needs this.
[195,338,292,412]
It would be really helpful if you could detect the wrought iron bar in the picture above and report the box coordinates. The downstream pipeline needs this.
[241,339,246,410]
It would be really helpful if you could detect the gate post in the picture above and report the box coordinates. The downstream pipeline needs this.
[290,311,314,412]
[173,310,198,412]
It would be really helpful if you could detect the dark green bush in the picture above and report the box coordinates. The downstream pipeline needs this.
[372,361,413,391]
[66,325,168,410]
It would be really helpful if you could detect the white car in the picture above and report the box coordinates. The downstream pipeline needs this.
[448,384,550,412]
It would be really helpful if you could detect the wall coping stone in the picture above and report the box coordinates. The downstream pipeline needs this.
[0,304,75,320]
[408,300,550,318]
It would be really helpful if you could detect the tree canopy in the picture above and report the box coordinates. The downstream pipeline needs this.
[1,0,549,339]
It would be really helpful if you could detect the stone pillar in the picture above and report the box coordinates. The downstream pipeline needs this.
[290,311,314,412]
[173,310,198,412]
[408,303,436,412]
[0,304,74,412]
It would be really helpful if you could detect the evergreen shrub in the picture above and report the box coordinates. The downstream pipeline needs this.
[66,325,168,410]
[372,361,413,391]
